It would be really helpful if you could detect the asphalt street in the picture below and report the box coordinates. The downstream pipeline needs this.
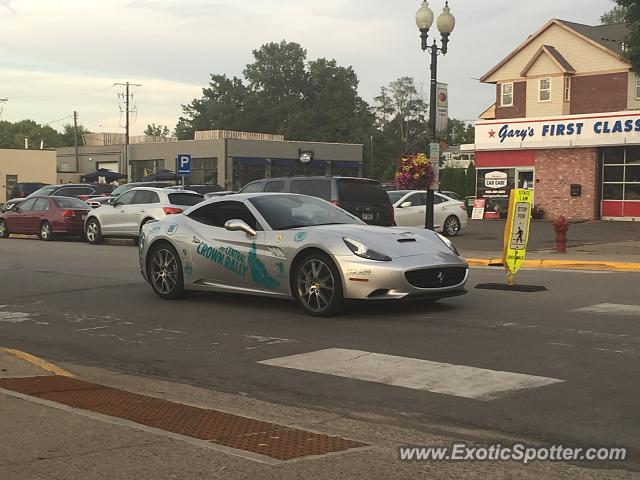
[1,237,640,471]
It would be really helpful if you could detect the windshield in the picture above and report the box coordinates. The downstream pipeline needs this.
[111,184,135,197]
[29,185,57,197]
[387,191,410,204]
[249,194,363,230]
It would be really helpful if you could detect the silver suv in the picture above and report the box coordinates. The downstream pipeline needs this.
[84,187,203,244]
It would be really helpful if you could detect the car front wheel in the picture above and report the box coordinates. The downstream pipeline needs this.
[147,243,187,300]
[443,215,461,237]
[293,253,344,316]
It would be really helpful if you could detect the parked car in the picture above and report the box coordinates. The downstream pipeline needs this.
[204,191,235,200]
[84,187,204,244]
[139,193,468,316]
[183,184,225,195]
[0,196,90,241]
[239,176,394,226]
[86,181,176,209]
[4,183,114,212]
[388,190,468,236]
[8,182,48,200]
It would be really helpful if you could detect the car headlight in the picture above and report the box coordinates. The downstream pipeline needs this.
[436,233,460,256]
[343,237,391,262]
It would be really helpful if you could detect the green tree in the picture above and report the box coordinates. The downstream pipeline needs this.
[465,162,476,197]
[144,123,170,137]
[444,118,475,145]
[176,40,373,149]
[59,123,91,147]
[609,1,640,73]
[601,4,628,23]
[0,119,63,149]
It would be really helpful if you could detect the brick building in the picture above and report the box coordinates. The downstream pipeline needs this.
[474,19,639,220]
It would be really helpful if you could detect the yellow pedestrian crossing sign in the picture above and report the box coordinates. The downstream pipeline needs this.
[502,189,533,284]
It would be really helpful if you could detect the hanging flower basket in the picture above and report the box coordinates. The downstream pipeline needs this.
[394,153,435,190]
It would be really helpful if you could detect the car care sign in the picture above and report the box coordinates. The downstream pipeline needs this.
[502,188,533,284]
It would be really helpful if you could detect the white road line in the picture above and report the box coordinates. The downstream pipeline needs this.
[573,303,640,316]
[259,349,564,401]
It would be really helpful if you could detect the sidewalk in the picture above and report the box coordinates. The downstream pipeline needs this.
[0,349,637,479]
[456,220,640,271]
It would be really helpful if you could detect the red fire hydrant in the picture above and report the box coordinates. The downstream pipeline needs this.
[553,216,570,253]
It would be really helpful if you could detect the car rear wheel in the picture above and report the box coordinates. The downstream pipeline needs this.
[294,253,343,316]
[0,220,9,238]
[443,215,461,237]
[39,221,53,241]
[147,243,187,300]
[85,218,103,244]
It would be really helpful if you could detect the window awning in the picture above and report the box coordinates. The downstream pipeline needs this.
[271,158,330,167]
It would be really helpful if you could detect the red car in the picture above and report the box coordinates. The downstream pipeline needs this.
[0,196,90,241]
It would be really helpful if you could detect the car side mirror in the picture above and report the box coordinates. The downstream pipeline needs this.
[400,201,412,208]
[224,219,256,236]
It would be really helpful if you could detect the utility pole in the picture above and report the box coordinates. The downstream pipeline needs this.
[0,98,7,120]
[113,82,142,179]
[73,110,79,173]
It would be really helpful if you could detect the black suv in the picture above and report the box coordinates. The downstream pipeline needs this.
[240,176,394,226]
[8,182,48,200]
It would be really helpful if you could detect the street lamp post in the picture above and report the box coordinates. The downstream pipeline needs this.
[415,1,455,230]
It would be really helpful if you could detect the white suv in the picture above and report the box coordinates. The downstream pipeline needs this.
[84,187,203,244]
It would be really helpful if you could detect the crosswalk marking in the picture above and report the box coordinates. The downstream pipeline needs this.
[573,303,640,316]
[259,349,563,401]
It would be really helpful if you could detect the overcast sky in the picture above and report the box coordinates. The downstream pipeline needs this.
[0,0,614,136]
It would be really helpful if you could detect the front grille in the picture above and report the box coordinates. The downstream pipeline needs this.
[405,267,467,288]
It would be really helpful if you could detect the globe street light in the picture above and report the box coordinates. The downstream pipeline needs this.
[416,1,455,230]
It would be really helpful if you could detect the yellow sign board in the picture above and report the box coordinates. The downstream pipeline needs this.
[502,189,533,284]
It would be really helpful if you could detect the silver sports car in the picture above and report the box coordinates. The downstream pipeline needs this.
[139,193,468,316]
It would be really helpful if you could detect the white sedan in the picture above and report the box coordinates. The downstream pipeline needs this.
[388,190,468,236]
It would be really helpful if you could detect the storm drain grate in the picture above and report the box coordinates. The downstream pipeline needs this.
[0,376,366,460]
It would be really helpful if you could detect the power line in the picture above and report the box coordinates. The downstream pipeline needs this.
[78,114,120,128]
[113,82,142,176]
[6,87,111,101]
[41,114,74,126]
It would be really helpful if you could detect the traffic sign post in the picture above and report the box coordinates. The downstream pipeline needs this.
[176,154,191,186]
[502,188,533,285]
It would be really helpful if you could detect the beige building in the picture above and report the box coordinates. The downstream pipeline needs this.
[57,130,363,190]
[0,149,56,203]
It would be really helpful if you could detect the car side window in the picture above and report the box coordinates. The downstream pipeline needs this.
[132,190,160,204]
[240,182,262,193]
[290,179,331,199]
[405,193,423,206]
[188,201,261,230]
[18,199,37,211]
[56,187,93,197]
[434,194,446,205]
[32,198,50,211]
[115,191,136,205]
[264,181,285,193]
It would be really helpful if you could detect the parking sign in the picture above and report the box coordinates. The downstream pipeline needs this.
[176,154,191,175]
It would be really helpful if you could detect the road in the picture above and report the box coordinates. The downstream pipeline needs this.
[1,237,639,471]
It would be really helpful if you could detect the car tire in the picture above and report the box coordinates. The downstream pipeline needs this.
[39,221,53,241]
[293,252,344,317]
[85,218,103,244]
[147,243,187,300]
[0,220,9,238]
[443,215,461,237]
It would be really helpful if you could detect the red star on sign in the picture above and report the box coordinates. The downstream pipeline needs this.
[488,129,496,138]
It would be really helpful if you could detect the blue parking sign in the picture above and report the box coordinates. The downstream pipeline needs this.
[176,154,191,175]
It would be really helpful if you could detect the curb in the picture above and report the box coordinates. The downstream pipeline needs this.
[1,348,73,377]
[465,258,640,272]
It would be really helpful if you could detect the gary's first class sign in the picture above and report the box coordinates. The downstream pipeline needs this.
[476,110,640,150]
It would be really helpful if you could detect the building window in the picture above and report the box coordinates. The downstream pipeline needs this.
[501,83,513,107]
[539,78,551,102]
[188,157,218,185]
[564,77,571,102]
[636,74,640,99]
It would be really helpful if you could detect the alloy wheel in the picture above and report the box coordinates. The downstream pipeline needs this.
[0,221,8,238]
[444,216,460,236]
[150,248,179,295]
[296,259,335,314]
[86,221,98,243]
[40,222,52,240]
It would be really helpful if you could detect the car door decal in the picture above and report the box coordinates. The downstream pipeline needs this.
[196,242,249,278]
[248,243,280,288]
